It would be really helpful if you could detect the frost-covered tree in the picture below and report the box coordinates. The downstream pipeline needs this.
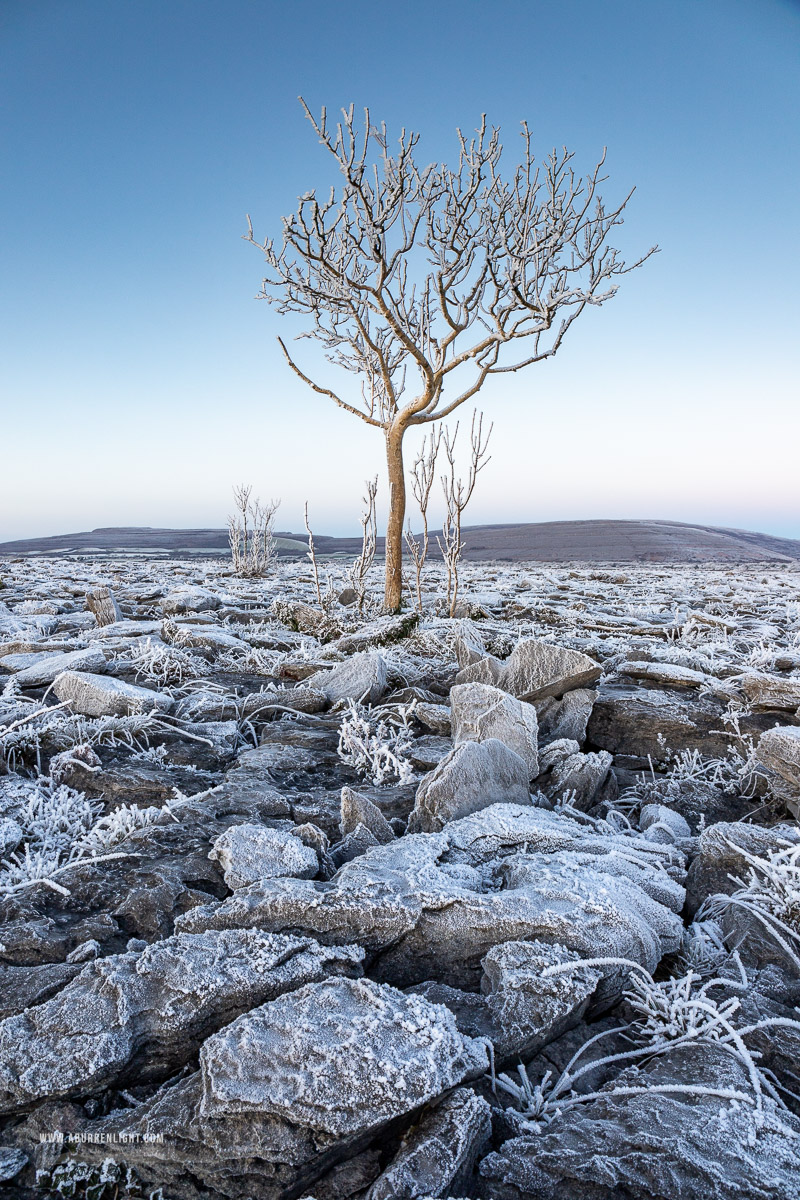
[246,101,655,611]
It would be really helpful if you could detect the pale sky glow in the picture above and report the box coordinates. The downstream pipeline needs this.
[1,0,799,541]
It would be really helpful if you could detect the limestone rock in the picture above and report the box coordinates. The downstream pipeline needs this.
[414,701,452,736]
[161,587,220,615]
[85,585,123,626]
[453,656,504,688]
[587,682,791,762]
[340,787,395,844]
[480,940,602,1060]
[450,683,539,779]
[209,823,320,888]
[541,748,613,811]
[13,647,107,687]
[535,688,596,746]
[365,1087,491,1200]
[757,725,800,791]
[308,651,388,705]
[0,930,363,1112]
[408,739,531,833]
[199,977,488,1134]
[499,638,602,701]
[734,671,800,712]
[639,803,691,843]
[335,611,419,653]
[479,1044,800,1200]
[52,670,173,716]
[618,659,708,687]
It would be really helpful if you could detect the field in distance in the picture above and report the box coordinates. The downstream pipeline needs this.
[1,519,798,563]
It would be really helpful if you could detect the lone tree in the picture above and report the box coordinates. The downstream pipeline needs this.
[246,101,655,611]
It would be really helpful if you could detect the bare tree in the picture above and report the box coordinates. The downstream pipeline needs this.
[438,412,492,616]
[304,501,324,608]
[245,101,656,610]
[348,477,378,612]
[228,485,280,577]
[404,429,442,612]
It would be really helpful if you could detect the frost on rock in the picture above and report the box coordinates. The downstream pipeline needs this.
[0,930,363,1111]
[208,823,319,888]
[180,803,684,993]
[2,555,800,1198]
[450,682,539,779]
[365,1087,491,1200]
[199,977,488,1133]
[479,1044,800,1200]
[52,671,174,717]
[408,739,531,833]
[499,638,602,701]
[307,650,388,705]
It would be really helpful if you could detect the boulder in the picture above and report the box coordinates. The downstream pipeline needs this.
[179,804,684,995]
[535,688,596,746]
[85,585,122,627]
[734,671,800,712]
[453,656,504,688]
[365,1087,491,1200]
[308,651,388,705]
[757,725,800,791]
[0,930,363,1112]
[163,622,247,654]
[450,683,539,779]
[408,739,531,833]
[335,611,419,653]
[482,939,601,1053]
[161,587,220,615]
[209,824,320,888]
[52,979,487,1200]
[52,671,173,716]
[12,647,107,687]
[586,682,793,762]
[199,977,488,1133]
[479,1044,800,1200]
[414,701,452,736]
[684,821,800,916]
[541,749,613,811]
[499,638,602,701]
[340,787,395,844]
[639,803,691,843]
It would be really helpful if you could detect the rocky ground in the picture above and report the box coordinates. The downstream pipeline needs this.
[0,555,799,1199]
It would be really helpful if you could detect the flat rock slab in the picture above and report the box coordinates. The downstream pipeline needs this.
[12,647,107,687]
[52,670,173,716]
[0,930,363,1112]
[586,681,795,762]
[199,976,488,1136]
[161,587,220,614]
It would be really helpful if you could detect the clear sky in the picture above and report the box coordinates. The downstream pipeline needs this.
[1,0,798,541]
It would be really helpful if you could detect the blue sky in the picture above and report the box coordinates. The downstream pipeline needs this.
[1,0,798,540]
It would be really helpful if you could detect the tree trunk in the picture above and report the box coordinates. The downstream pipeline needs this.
[384,422,407,611]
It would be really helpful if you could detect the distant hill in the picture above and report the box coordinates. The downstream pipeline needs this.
[1,519,798,563]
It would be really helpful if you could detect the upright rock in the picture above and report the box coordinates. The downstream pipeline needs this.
[450,682,539,779]
[85,585,122,627]
[408,739,531,832]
